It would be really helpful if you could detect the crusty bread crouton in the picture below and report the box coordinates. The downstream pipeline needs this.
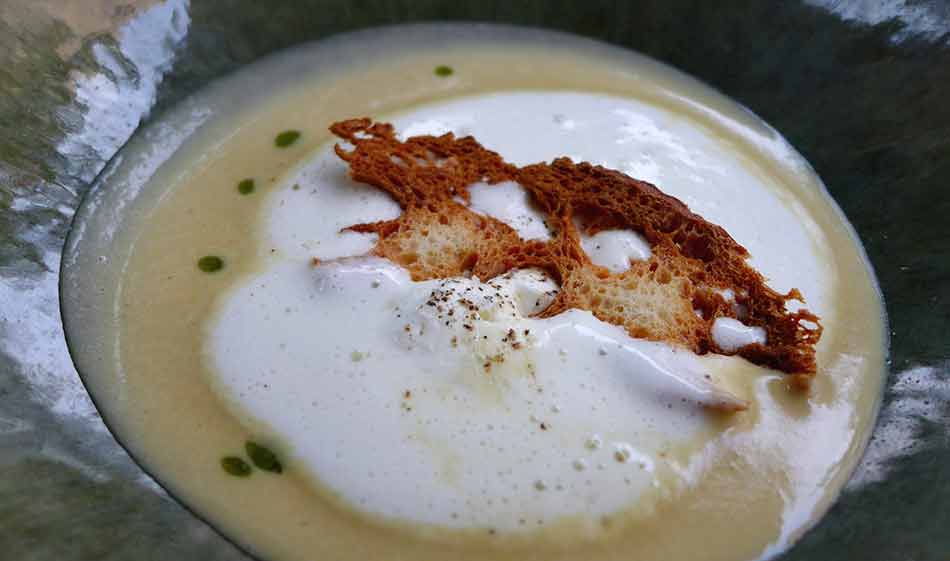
[331,118,822,383]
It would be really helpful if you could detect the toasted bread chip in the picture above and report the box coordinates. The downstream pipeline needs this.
[331,118,822,379]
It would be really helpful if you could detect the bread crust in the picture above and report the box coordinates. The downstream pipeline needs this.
[331,118,822,379]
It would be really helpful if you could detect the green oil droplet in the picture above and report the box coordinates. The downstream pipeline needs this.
[221,456,251,477]
[434,65,454,77]
[275,130,301,147]
[197,255,224,273]
[246,441,283,473]
[237,178,255,195]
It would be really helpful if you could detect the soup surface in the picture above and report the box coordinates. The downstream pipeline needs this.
[65,24,886,561]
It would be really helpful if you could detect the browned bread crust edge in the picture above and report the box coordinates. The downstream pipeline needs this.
[330,118,822,382]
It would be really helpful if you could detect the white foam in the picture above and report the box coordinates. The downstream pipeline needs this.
[209,90,831,532]
[266,152,401,262]
[209,259,738,531]
[712,317,766,352]
[580,229,651,272]
[467,181,552,241]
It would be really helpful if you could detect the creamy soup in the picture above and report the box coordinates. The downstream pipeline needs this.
[62,24,886,561]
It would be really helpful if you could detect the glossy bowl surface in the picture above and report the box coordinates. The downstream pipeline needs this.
[2,2,949,560]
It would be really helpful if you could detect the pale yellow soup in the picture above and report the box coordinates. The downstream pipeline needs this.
[80,26,885,561]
